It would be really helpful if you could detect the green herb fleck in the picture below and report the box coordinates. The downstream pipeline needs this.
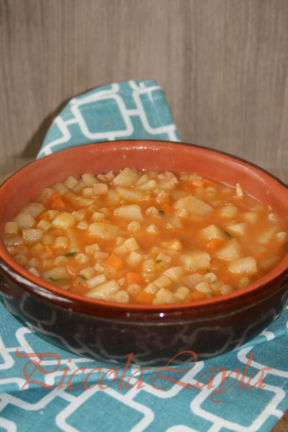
[223,230,233,239]
[65,251,77,257]
[156,259,162,264]
[159,209,165,216]
[206,268,210,273]
[78,274,87,281]
[49,277,69,283]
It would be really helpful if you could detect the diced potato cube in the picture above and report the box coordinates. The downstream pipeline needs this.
[154,275,173,288]
[86,280,119,299]
[116,187,146,202]
[106,190,120,205]
[136,180,158,190]
[225,223,246,237]
[109,290,129,304]
[93,183,109,195]
[23,228,43,244]
[153,288,176,304]
[257,227,277,245]
[195,282,211,293]
[79,267,96,280]
[113,205,143,222]
[85,243,100,254]
[38,187,54,203]
[127,221,141,233]
[88,222,119,240]
[91,211,105,221]
[200,224,226,241]
[52,212,76,228]
[64,176,78,189]
[82,173,97,186]
[218,205,238,218]
[180,251,211,272]
[242,212,258,223]
[126,251,143,267]
[22,202,45,217]
[113,168,139,186]
[215,239,241,261]
[174,195,212,216]
[123,237,139,252]
[82,187,94,198]
[4,221,19,235]
[53,182,68,195]
[228,257,257,275]
[14,212,36,229]
[174,286,190,301]
[163,266,184,282]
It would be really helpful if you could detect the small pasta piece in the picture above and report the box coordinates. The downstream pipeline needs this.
[109,290,129,304]
[54,236,69,250]
[86,274,107,289]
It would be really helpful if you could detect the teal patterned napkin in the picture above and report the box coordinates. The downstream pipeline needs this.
[0,80,287,432]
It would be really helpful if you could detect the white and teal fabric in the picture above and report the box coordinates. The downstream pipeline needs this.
[1,80,287,431]
[38,80,179,158]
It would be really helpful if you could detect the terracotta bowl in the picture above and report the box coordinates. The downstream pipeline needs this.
[0,141,287,365]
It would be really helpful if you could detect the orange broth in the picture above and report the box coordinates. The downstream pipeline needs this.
[2,169,287,305]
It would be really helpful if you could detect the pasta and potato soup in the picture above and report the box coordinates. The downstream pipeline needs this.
[2,168,287,305]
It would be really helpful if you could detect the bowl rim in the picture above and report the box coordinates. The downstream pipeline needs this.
[0,139,287,317]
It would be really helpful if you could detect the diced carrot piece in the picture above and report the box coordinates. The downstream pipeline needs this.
[126,272,143,285]
[50,194,65,209]
[192,179,206,188]
[136,290,155,304]
[102,253,123,271]
[189,291,206,301]
[205,238,223,251]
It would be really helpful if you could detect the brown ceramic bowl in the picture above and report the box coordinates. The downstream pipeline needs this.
[0,140,287,365]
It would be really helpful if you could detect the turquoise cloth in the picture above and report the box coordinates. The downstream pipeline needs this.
[1,80,287,431]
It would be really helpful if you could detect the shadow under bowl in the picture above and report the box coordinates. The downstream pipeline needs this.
[0,140,287,365]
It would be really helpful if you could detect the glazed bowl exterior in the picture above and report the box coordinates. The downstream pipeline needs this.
[0,140,287,365]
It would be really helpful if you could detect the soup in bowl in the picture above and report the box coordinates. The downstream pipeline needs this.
[0,140,287,365]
